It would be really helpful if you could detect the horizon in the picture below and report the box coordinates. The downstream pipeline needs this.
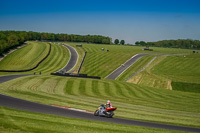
[0,0,200,44]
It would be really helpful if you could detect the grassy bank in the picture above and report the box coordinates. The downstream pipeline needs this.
[0,41,70,75]
[0,41,49,70]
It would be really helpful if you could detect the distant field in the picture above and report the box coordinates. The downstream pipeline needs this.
[0,107,182,133]
[67,43,192,78]
[0,75,199,128]
[0,41,70,75]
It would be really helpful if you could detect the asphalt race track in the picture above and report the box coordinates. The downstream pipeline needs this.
[105,53,149,79]
[0,74,31,84]
[0,47,200,132]
[57,44,78,73]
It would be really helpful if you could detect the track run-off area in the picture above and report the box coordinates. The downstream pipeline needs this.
[0,42,200,132]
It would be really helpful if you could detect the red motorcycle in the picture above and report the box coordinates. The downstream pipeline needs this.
[94,104,117,118]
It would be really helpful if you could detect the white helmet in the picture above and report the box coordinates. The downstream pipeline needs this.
[107,100,110,104]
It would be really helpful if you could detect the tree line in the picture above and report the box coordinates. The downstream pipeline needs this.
[135,39,200,49]
[0,31,112,55]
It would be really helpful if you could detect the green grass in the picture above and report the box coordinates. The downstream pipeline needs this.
[32,42,70,74]
[151,54,200,83]
[172,82,200,93]
[0,107,184,133]
[0,75,199,128]
[0,41,70,75]
[0,41,49,70]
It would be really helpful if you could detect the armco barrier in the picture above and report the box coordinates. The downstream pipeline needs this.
[0,43,51,72]
[51,72,101,79]
[77,51,87,74]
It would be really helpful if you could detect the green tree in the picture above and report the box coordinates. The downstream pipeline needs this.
[135,41,140,45]
[140,41,146,46]
[114,39,119,44]
[120,40,125,45]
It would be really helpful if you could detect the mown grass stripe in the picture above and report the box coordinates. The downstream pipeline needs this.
[91,80,100,96]
[103,81,112,97]
[84,79,93,96]
[64,79,74,95]
[79,80,86,95]
[53,78,66,95]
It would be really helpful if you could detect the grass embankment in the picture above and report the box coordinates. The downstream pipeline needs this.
[151,54,200,83]
[0,41,70,75]
[127,53,200,89]
[127,56,173,89]
[0,75,199,128]
[0,107,183,133]
[126,53,200,90]
[32,42,70,74]
[0,41,49,70]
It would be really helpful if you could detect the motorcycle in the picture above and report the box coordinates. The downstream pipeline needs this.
[94,104,117,118]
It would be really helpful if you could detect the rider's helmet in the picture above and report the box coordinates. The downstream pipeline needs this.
[107,100,110,105]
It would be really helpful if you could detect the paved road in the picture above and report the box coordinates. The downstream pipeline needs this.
[57,44,78,73]
[0,75,200,132]
[105,54,149,79]
[0,74,31,84]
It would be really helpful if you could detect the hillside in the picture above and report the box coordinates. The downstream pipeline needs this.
[0,41,70,75]
[0,41,199,132]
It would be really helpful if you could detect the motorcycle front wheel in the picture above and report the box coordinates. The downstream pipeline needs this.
[94,110,99,116]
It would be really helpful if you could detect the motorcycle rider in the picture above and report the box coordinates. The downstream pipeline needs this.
[105,100,112,108]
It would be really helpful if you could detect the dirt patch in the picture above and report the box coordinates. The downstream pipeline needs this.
[167,81,172,90]
[127,74,142,84]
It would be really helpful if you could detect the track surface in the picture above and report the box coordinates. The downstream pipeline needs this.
[57,44,78,73]
[105,53,149,79]
[0,74,31,84]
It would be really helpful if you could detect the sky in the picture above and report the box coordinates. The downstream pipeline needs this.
[0,0,200,44]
